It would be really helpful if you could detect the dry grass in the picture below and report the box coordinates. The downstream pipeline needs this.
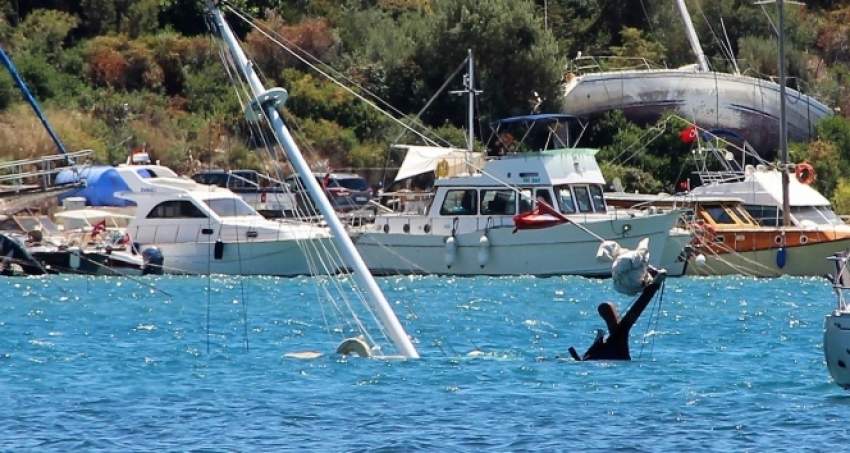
[0,104,106,162]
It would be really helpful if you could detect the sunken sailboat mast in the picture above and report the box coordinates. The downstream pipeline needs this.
[674,0,710,72]
[0,46,72,164]
[208,2,419,358]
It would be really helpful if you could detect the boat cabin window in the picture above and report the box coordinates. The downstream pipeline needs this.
[574,186,593,213]
[204,198,258,217]
[480,190,516,215]
[536,188,554,206]
[791,205,845,226]
[519,189,534,213]
[589,185,606,212]
[555,186,576,213]
[440,189,478,215]
[743,205,781,227]
[703,205,737,224]
[146,200,208,219]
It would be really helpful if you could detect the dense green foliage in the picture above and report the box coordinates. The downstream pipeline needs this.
[3,0,850,209]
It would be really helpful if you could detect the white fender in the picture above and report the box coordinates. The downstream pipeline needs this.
[69,248,81,270]
[477,235,490,268]
[444,236,457,268]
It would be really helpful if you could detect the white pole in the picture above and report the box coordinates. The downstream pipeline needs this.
[674,0,710,72]
[210,5,419,358]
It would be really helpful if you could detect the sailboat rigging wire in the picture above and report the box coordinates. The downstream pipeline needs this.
[222,5,437,146]
[637,279,665,361]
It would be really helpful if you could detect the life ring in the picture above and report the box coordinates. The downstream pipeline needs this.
[436,159,450,178]
[260,192,267,203]
[564,72,575,82]
[795,163,815,185]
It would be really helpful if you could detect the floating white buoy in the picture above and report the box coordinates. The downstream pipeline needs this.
[444,236,457,268]
[477,235,490,268]
[336,337,373,357]
[695,253,707,266]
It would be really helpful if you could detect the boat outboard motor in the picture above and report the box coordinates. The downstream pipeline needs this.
[824,252,850,390]
[142,247,164,275]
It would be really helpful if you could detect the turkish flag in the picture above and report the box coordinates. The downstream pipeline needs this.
[680,125,698,144]
[91,220,107,238]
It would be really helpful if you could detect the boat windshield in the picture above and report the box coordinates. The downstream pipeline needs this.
[204,197,258,217]
[791,205,845,226]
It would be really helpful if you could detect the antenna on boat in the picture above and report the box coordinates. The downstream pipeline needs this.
[674,0,710,72]
[450,49,481,174]
[207,1,419,358]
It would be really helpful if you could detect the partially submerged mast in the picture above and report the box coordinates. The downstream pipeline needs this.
[208,3,419,358]
[674,0,710,72]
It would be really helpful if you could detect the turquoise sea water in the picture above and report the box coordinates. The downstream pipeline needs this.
[0,273,846,452]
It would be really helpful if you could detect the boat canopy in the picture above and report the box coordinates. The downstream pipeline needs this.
[392,145,484,183]
[56,166,134,207]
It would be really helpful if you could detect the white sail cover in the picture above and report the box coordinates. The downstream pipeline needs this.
[393,145,484,182]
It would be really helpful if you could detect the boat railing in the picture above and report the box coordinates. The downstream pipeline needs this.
[0,149,93,193]
[828,252,850,309]
[565,56,667,77]
[696,170,747,186]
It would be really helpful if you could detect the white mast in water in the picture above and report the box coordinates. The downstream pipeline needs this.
[209,3,419,358]
[674,0,710,72]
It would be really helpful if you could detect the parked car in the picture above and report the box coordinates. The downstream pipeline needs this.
[191,169,295,218]
[284,172,372,213]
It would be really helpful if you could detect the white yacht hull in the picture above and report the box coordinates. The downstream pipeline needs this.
[687,238,850,277]
[140,238,339,276]
[353,210,683,277]
[825,311,850,390]
[560,69,830,154]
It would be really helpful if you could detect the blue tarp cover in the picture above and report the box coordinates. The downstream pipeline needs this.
[56,166,134,207]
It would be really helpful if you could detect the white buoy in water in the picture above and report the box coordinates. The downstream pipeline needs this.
[824,252,850,390]
[694,254,707,266]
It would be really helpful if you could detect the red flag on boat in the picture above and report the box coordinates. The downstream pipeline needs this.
[680,124,698,144]
[512,199,571,233]
[91,220,107,238]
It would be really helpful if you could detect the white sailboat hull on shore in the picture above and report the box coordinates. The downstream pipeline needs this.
[560,68,830,154]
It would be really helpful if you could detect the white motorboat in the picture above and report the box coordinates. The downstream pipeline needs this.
[823,252,850,390]
[684,130,850,277]
[115,166,339,276]
[352,113,686,277]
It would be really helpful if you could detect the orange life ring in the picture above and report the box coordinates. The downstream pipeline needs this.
[795,163,815,185]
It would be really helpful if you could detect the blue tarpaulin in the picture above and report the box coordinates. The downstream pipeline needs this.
[56,166,135,207]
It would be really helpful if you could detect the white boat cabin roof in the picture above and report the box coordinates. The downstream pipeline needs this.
[691,164,831,208]
[435,148,605,188]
